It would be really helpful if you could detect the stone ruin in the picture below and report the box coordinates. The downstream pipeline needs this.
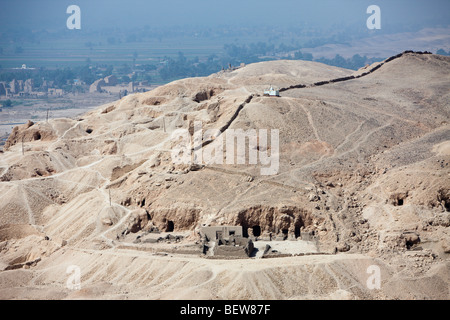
[199,225,319,258]
[200,226,254,258]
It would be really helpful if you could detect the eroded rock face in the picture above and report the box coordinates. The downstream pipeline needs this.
[127,209,151,233]
[233,205,315,237]
[4,121,57,150]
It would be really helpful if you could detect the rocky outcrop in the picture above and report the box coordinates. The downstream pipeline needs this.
[4,121,56,150]
[233,205,316,239]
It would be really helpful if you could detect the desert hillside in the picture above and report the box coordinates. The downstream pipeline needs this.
[0,51,449,300]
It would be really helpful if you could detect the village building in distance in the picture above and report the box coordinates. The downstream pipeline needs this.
[88,74,153,97]
[0,64,156,101]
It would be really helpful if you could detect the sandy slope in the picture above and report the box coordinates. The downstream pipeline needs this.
[0,52,449,300]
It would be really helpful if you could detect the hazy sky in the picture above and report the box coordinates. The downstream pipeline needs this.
[0,0,449,31]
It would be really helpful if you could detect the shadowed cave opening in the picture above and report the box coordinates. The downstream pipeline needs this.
[166,220,174,232]
[391,193,407,206]
[236,206,311,240]
[252,225,261,237]
[295,226,301,238]
[241,222,249,238]
[193,89,216,103]
[33,132,41,140]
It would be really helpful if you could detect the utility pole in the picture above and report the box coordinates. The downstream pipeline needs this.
[46,108,49,122]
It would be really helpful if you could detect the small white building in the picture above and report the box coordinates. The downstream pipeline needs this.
[264,85,280,97]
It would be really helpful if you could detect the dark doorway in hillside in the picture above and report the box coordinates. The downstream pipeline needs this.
[166,220,174,232]
[295,226,301,238]
[252,225,261,237]
[33,132,41,140]
[241,223,249,237]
